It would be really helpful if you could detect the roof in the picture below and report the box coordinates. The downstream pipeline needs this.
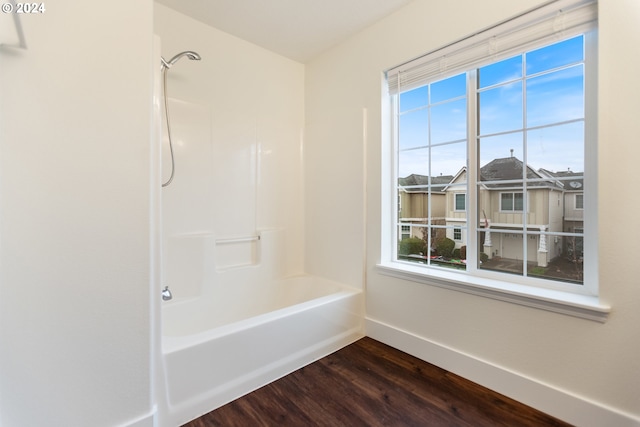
[539,168,584,191]
[399,174,454,193]
[479,157,562,190]
[399,157,580,192]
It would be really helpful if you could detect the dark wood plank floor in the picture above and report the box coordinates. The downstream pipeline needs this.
[184,337,572,427]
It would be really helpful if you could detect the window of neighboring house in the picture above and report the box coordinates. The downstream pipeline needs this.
[575,193,584,209]
[380,0,607,321]
[500,192,524,212]
[401,225,411,240]
[453,226,462,241]
[455,193,466,211]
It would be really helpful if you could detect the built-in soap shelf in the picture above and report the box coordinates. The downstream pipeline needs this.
[215,233,261,270]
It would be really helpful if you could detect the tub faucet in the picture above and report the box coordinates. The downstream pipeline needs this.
[162,286,173,301]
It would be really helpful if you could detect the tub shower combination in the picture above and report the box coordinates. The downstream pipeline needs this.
[155,51,363,427]
[158,231,363,426]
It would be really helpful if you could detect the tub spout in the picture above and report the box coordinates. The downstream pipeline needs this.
[162,286,173,301]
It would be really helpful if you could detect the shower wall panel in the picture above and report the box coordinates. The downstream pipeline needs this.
[155,4,305,277]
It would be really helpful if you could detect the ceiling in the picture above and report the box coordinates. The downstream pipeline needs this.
[154,0,414,63]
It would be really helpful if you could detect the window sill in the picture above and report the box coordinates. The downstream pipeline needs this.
[376,262,610,322]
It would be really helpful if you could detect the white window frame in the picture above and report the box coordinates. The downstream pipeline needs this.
[575,193,584,210]
[378,0,609,322]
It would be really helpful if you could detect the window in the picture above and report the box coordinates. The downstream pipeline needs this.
[453,226,462,241]
[383,0,601,311]
[500,192,524,212]
[401,225,411,240]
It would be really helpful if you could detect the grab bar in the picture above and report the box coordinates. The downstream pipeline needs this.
[2,1,27,49]
[215,235,261,245]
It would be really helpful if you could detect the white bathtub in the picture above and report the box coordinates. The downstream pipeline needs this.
[158,274,363,427]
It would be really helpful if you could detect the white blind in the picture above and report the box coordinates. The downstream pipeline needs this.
[386,0,597,94]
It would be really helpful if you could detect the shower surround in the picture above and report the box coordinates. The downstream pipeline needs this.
[153,5,365,426]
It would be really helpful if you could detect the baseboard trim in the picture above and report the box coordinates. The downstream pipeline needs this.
[366,317,640,427]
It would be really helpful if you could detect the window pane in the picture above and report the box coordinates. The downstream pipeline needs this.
[399,109,428,150]
[526,35,584,75]
[398,148,428,178]
[479,55,522,88]
[479,81,523,135]
[400,85,428,113]
[501,193,513,211]
[447,186,467,250]
[431,73,466,104]
[526,65,584,128]
[478,230,525,277]
[431,98,467,144]
[398,226,428,263]
[526,122,584,174]
[478,186,490,224]
[430,141,466,178]
[514,192,524,211]
[526,232,583,285]
[479,133,524,182]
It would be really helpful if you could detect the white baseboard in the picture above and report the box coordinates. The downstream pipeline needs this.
[366,317,640,427]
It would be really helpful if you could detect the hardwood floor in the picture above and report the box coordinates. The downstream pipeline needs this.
[183,337,572,427]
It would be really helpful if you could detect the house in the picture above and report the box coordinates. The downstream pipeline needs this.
[401,155,583,268]
[398,173,452,240]
[444,156,574,267]
[541,168,585,259]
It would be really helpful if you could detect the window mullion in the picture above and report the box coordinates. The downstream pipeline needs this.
[467,70,478,273]
[390,94,400,263]
[522,54,529,277]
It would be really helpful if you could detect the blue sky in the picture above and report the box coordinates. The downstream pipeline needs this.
[398,35,585,179]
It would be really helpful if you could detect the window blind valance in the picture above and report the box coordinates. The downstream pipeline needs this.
[386,0,597,94]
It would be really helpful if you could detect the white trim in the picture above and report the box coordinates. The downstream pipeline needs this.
[366,319,640,427]
[376,262,609,322]
[386,0,597,94]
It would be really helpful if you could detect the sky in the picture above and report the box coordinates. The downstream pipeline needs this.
[397,35,585,180]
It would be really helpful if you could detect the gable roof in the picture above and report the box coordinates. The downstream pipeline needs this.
[480,156,562,190]
[398,174,454,193]
[399,157,576,193]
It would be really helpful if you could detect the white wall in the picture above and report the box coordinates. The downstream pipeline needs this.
[305,0,640,425]
[154,4,305,277]
[0,1,155,426]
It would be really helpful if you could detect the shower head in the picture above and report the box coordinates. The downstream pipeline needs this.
[161,51,201,70]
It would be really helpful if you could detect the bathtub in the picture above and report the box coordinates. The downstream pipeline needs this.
[158,274,363,427]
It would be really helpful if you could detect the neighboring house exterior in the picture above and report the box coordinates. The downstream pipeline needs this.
[398,174,452,241]
[399,156,584,267]
[542,169,585,260]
